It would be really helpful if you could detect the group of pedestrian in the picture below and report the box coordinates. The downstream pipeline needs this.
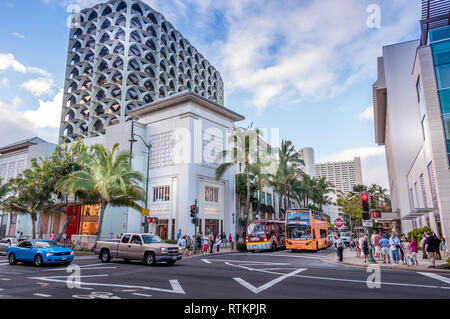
[351,234,370,263]
[177,229,234,256]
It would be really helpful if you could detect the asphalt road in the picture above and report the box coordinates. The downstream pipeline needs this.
[0,248,449,299]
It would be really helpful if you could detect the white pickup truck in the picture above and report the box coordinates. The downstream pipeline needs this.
[95,233,182,266]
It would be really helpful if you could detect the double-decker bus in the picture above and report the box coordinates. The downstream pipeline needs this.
[285,209,329,252]
[246,220,286,251]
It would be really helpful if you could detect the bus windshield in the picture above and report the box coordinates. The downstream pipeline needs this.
[286,225,311,240]
[247,223,266,235]
[286,211,310,222]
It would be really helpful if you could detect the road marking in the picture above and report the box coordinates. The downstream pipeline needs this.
[0,278,11,281]
[120,289,138,292]
[33,293,51,298]
[73,256,98,260]
[0,288,4,291]
[264,253,323,259]
[44,266,116,272]
[234,268,306,294]
[202,258,289,265]
[201,259,212,264]
[28,275,186,295]
[419,272,450,285]
[132,293,152,298]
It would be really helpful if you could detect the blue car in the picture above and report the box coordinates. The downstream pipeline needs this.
[7,240,74,267]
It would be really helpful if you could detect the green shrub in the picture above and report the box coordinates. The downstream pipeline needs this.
[447,258,450,266]
[236,242,247,251]
[407,226,432,247]
[165,240,178,245]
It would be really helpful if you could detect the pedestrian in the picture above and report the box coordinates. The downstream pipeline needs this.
[203,233,209,255]
[425,233,437,268]
[410,236,419,266]
[389,232,401,266]
[380,234,390,264]
[363,236,369,263]
[401,237,412,267]
[421,233,428,259]
[336,234,344,262]
[371,232,377,257]
[177,229,182,244]
[209,232,215,254]
[435,235,442,260]
[441,238,447,258]
[399,234,407,265]
[50,232,55,241]
[186,236,192,256]
[358,235,364,259]
[197,232,203,254]
[374,231,382,260]
[229,234,233,250]
[216,236,221,252]
[180,235,187,256]
[16,231,20,240]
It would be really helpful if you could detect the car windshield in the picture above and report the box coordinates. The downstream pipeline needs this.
[286,225,311,240]
[34,241,59,248]
[341,232,351,238]
[247,223,266,235]
[142,235,163,244]
[286,211,310,221]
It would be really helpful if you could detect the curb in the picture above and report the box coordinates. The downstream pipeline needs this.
[324,254,450,274]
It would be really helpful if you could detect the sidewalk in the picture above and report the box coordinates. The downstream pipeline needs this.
[326,247,450,273]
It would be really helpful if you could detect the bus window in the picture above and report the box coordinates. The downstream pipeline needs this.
[248,223,265,235]
[320,229,327,239]
[286,224,311,240]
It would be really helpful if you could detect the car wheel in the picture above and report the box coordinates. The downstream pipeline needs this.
[8,253,16,265]
[34,254,43,267]
[167,261,176,266]
[145,252,156,266]
[100,249,111,263]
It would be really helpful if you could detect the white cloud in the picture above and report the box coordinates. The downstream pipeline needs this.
[23,89,64,129]
[359,105,374,120]
[0,53,27,73]
[12,32,25,39]
[21,77,56,97]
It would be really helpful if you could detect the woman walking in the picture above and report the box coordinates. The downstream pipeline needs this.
[363,236,369,263]
[441,238,447,258]
[402,238,412,267]
[410,236,419,266]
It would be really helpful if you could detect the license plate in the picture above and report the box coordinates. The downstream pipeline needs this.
[172,256,177,261]
[61,257,67,260]
[251,238,258,242]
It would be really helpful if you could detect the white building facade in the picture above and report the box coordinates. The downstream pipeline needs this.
[81,91,244,241]
[373,16,450,243]
[314,157,363,194]
[0,138,56,238]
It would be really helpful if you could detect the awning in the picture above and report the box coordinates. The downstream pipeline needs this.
[402,208,434,220]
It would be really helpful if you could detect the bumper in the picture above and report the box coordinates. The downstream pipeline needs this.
[286,242,314,251]
[43,255,74,264]
[155,254,182,262]
[246,242,272,251]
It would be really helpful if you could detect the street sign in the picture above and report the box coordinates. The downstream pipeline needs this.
[334,218,344,228]
[362,220,373,227]
[142,209,150,216]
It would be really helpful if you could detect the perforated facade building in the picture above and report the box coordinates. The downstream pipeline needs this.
[59,0,224,143]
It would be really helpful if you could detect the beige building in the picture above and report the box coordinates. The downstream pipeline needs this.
[314,157,363,194]
[373,2,450,245]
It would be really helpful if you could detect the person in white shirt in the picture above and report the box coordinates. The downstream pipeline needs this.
[203,234,209,255]
[179,236,187,255]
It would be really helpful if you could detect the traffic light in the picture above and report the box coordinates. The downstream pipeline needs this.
[360,193,370,211]
[146,217,151,224]
[150,217,158,224]
[190,205,196,218]
[372,210,382,219]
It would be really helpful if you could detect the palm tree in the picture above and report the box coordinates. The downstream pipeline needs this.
[216,124,262,235]
[0,178,10,205]
[278,140,303,214]
[57,143,145,247]
[313,177,335,212]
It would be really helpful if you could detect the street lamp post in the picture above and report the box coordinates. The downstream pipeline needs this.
[129,129,152,233]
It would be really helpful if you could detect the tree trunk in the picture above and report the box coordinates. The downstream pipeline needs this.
[31,213,37,240]
[283,181,287,214]
[244,161,250,238]
[38,210,44,239]
[93,201,106,251]
[56,210,75,243]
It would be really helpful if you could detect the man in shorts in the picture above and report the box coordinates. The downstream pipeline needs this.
[389,232,401,266]
[374,231,382,260]
[380,234,390,264]
[203,233,209,255]
[425,233,437,267]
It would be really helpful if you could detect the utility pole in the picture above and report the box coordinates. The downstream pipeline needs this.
[361,193,376,264]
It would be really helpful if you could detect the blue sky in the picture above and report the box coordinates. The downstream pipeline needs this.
[0,0,422,188]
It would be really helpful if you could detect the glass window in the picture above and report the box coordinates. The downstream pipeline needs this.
[432,40,450,65]
[205,219,219,236]
[417,77,426,122]
[34,241,58,248]
[444,114,450,138]
[142,234,162,244]
[430,25,450,43]
[130,235,141,244]
[267,193,272,206]
[121,234,131,243]
[286,225,311,240]
[247,223,265,235]
[153,186,170,202]
[438,89,450,114]
[205,187,219,202]
[435,64,450,89]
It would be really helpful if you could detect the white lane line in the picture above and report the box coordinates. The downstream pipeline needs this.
[132,293,152,298]
[0,278,11,281]
[234,268,306,294]
[120,289,138,292]
[202,258,289,265]
[0,288,4,291]
[44,267,116,272]
[73,256,98,260]
[264,253,322,259]
[201,259,212,264]
[34,293,51,298]
[76,287,94,290]
[419,272,450,285]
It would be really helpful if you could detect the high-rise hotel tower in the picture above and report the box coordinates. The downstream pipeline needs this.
[59,0,224,143]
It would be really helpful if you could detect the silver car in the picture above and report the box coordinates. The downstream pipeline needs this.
[0,238,18,255]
